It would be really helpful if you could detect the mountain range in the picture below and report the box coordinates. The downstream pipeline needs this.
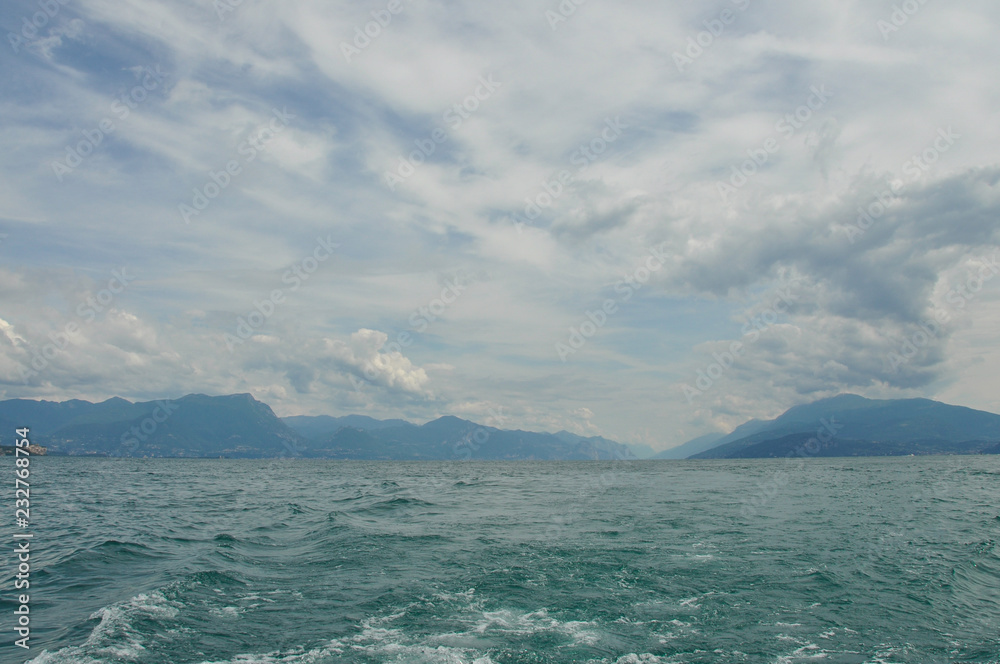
[0,393,634,460]
[0,392,997,459]
[282,412,633,460]
[679,394,1000,459]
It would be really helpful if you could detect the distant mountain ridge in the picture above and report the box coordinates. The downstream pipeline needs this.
[0,394,634,460]
[682,394,1000,459]
[0,393,306,457]
[281,414,412,441]
[652,432,724,459]
[283,413,634,460]
[4,392,998,460]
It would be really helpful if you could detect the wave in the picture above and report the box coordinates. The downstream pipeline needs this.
[27,580,648,664]
[28,589,180,664]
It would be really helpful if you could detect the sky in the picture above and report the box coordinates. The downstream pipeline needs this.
[1,0,998,451]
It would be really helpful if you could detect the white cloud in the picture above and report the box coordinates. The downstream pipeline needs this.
[1,0,999,448]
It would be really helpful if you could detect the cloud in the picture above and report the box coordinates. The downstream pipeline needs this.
[2,0,1000,447]
[324,329,431,397]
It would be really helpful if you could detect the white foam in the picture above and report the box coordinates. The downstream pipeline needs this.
[351,643,495,663]
[28,590,180,664]
[466,608,599,645]
[774,642,828,664]
[608,654,671,664]
[32,586,656,664]
[580,653,680,664]
[432,588,477,603]
[195,643,345,663]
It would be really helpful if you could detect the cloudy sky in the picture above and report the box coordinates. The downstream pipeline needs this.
[1,0,998,451]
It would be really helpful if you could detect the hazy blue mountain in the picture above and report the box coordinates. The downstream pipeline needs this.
[0,415,21,446]
[31,393,308,457]
[722,432,1000,458]
[623,441,657,459]
[283,414,414,441]
[690,395,1000,459]
[661,418,778,459]
[306,417,637,460]
[653,433,725,459]
[0,395,635,460]
[0,397,144,437]
[553,430,636,458]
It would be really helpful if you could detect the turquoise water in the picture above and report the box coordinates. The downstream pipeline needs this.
[4,457,999,663]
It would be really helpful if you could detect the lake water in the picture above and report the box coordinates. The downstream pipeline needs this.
[6,456,1000,663]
